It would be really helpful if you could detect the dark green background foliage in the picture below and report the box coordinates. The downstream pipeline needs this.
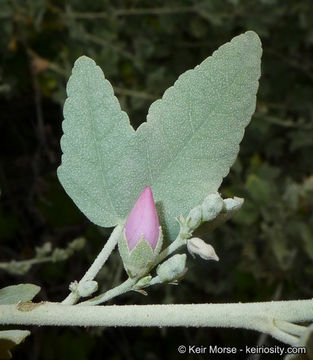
[0,0,313,359]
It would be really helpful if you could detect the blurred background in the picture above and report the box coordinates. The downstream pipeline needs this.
[0,0,313,359]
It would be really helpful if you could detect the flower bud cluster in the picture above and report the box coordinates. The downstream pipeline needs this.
[186,193,244,233]
[186,192,224,231]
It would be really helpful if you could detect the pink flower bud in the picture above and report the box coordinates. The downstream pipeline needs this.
[125,186,160,251]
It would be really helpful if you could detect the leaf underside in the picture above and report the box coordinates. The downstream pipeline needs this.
[0,330,31,359]
[58,31,262,242]
[0,284,41,305]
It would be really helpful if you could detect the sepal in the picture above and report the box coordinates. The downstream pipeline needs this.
[118,227,163,278]
[133,275,152,290]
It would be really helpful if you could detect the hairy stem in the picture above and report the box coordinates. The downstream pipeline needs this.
[1,300,312,345]
[62,224,123,305]
[153,233,187,266]
[79,277,137,306]
[83,230,187,305]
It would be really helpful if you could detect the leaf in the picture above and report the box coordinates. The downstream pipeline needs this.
[0,284,41,305]
[58,31,262,241]
[57,55,138,227]
[0,330,30,359]
[138,31,262,238]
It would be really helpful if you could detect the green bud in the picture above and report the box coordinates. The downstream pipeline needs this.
[69,237,86,251]
[51,248,68,262]
[187,205,203,230]
[156,254,187,282]
[187,237,219,261]
[77,280,98,297]
[35,242,52,257]
[223,197,244,212]
[201,193,224,221]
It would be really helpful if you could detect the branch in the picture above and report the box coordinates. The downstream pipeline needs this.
[0,238,85,275]
[62,224,123,305]
[80,222,188,305]
[1,300,312,345]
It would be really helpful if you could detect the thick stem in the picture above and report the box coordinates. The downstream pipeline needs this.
[62,224,123,305]
[1,300,312,345]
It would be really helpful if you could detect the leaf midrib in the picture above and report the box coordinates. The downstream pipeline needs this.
[144,55,243,190]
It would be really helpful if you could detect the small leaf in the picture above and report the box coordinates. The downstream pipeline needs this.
[0,284,41,305]
[0,330,30,359]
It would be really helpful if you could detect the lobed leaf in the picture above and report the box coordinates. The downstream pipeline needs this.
[58,31,262,241]
[57,56,140,227]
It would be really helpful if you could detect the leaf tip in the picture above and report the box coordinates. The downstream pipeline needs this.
[243,31,263,54]
[73,55,96,69]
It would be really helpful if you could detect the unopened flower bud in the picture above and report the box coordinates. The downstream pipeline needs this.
[187,237,219,261]
[126,186,159,250]
[156,254,187,282]
[223,197,244,212]
[69,237,86,251]
[118,186,163,278]
[77,280,98,297]
[187,205,203,230]
[201,193,224,222]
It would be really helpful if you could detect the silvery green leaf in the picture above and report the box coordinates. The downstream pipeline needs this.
[58,31,262,242]
[0,284,41,305]
[57,56,140,227]
[140,31,261,239]
[0,330,30,359]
